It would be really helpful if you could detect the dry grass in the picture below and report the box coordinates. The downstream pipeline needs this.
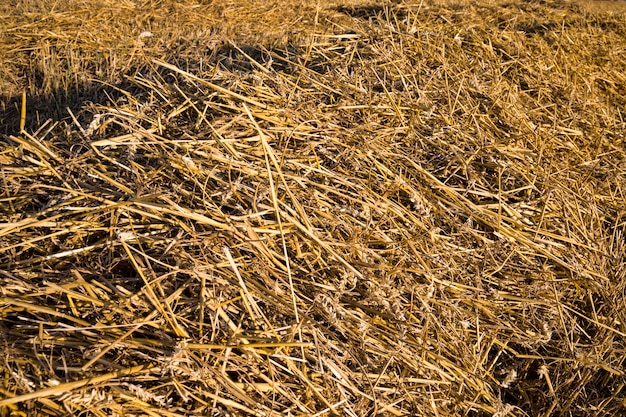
[1,0,626,416]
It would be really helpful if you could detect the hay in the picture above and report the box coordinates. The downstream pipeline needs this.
[1,0,625,415]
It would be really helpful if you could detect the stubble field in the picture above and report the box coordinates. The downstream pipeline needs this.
[1,0,625,416]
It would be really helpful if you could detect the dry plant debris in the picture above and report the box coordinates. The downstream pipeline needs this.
[1,0,625,416]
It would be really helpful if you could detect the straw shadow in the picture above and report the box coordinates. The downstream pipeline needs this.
[0,81,140,137]
[0,34,369,138]
[332,3,412,22]
[333,4,388,19]
[209,42,339,75]
[518,21,560,36]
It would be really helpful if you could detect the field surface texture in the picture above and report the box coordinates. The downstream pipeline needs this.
[1,0,625,416]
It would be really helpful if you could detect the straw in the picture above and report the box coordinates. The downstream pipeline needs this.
[1,0,625,415]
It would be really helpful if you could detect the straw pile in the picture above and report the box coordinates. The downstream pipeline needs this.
[1,0,625,415]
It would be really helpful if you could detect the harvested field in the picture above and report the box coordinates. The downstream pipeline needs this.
[1,0,625,416]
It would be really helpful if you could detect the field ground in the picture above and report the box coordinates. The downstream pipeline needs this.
[1,0,625,416]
